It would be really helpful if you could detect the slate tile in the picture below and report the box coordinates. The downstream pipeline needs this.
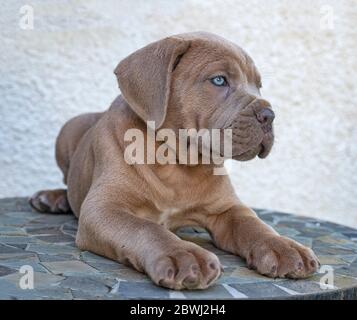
[6,243,28,250]
[0,243,24,254]
[25,226,62,235]
[35,234,75,244]
[228,267,276,283]
[316,235,350,246]
[0,226,27,236]
[338,254,357,264]
[274,226,300,237]
[105,267,150,282]
[0,279,36,300]
[0,265,16,277]
[1,260,48,273]
[341,231,357,240]
[0,252,39,262]
[71,290,119,300]
[219,255,246,267]
[26,243,81,257]
[0,286,73,300]
[184,284,234,299]
[0,235,38,244]
[3,271,65,289]
[230,282,290,298]
[288,236,313,248]
[28,287,73,300]
[80,251,113,263]
[1,197,357,300]
[86,260,125,272]
[332,275,357,289]
[38,254,76,262]
[273,279,323,295]
[28,215,76,227]
[41,260,99,275]
[60,275,115,294]
[61,224,77,237]
[312,245,355,256]
[318,255,349,265]
[334,264,357,278]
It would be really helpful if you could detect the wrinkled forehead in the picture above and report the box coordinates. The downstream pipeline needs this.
[177,32,261,85]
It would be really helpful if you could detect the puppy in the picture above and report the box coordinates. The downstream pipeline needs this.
[30,32,319,290]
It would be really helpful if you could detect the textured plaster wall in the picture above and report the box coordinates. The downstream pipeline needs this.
[0,0,356,226]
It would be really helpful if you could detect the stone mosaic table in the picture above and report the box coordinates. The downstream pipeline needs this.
[0,197,357,300]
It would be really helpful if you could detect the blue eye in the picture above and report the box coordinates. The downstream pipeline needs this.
[210,76,227,87]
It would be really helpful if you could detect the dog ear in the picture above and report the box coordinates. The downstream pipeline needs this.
[114,37,190,129]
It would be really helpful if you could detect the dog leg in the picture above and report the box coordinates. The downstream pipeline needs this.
[29,189,71,214]
[76,192,222,290]
[205,205,319,278]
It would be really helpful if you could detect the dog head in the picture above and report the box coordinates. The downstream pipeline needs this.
[115,32,274,161]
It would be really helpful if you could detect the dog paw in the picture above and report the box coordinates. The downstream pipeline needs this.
[247,235,320,278]
[29,189,70,214]
[147,243,222,290]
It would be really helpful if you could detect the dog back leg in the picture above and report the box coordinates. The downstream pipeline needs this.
[29,189,70,214]
[29,112,103,214]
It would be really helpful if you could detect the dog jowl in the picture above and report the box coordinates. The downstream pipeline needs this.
[30,32,319,290]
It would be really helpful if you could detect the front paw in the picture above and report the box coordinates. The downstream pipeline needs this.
[145,243,222,290]
[247,236,320,278]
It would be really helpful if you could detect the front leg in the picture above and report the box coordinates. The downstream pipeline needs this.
[76,189,222,290]
[205,205,319,278]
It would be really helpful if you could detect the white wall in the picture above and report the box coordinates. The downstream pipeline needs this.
[1,0,356,226]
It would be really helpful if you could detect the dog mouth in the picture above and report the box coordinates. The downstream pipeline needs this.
[258,132,274,159]
[257,144,268,159]
[257,137,272,158]
[231,131,274,161]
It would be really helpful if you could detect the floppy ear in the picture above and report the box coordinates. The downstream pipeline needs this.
[114,36,190,129]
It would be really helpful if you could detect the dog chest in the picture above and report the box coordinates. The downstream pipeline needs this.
[158,207,182,227]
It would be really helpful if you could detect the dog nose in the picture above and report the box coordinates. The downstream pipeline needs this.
[256,108,275,126]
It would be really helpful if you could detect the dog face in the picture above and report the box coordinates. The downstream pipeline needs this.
[115,32,274,161]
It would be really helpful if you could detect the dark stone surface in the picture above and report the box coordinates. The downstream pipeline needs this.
[0,197,357,300]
